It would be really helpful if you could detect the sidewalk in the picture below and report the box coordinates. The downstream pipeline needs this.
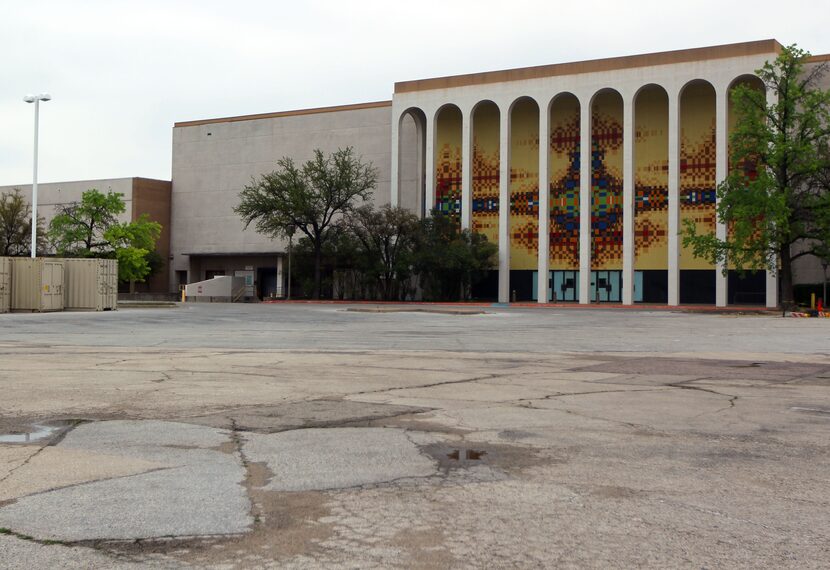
[261,298,778,314]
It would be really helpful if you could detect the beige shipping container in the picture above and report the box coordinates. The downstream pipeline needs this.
[11,257,65,312]
[0,257,10,313]
[63,258,118,311]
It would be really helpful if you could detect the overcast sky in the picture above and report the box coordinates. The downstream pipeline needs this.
[1,0,827,187]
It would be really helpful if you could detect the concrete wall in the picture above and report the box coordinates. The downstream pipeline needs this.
[170,101,394,292]
[0,177,172,293]
[0,178,135,230]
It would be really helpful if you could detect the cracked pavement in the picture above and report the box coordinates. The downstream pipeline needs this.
[0,303,829,568]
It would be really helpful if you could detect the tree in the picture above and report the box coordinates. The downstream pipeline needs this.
[48,189,162,283]
[0,189,45,256]
[235,147,377,299]
[683,45,830,308]
[413,211,498,301]
[344,204,420,301]
[49,189,125,255]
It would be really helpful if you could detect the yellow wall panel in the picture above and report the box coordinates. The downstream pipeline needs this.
[634,87,669,270]
[679,82,716,270]
[435,106,462,224]
[509,99,539,270]
[591,91,624,270]
[472,103,499,245]
[549,95,580,270]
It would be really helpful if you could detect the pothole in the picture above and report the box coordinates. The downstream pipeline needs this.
[0,420,81,444]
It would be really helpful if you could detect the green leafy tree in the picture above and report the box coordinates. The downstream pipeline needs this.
[235,147,377,299]
[0,189,45,256]
[103,214,162,282]
[344,204,420,301]
[49,189,125,254]
[683,45,830,308]
[413,211,498,301]
[49,189,162,283]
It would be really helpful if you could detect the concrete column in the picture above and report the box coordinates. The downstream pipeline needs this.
[414,114,427,218]
[765,88,779,308]
[578,98,591,304]
[537,100,551,303]
[498,105,511,303]
[276,256,284,298]
[390,110,400,207]
[715,86,728,307]
[461,107,473,230]
[622,92,635,305]
[667,89,680,306]
[425,112,436,212]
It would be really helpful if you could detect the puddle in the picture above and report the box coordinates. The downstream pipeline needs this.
[446,449,486,461]
[0,421,79,444]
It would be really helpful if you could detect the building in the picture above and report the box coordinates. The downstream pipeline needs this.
[0,177,171,293]
[171,39,828,305]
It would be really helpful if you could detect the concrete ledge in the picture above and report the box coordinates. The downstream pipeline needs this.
[346,306,487,315]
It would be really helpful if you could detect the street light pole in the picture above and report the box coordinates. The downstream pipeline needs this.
[24,93,51,258]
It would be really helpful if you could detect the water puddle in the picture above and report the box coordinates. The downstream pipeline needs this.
[0,421,78,444]
[446,449,486,461]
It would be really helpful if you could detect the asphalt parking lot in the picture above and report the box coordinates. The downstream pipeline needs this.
[1,303,829,568]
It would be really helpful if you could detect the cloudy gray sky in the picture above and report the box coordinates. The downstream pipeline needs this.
[2,0,827,187]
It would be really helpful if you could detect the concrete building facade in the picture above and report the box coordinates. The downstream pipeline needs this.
[0,177,172,293]
[170,102,394,298]
[168,39,828,305]
[5,40,826,303]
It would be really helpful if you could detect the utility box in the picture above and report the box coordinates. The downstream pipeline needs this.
[63,258,118,311]
[185,275,246,302]
[0,257,10,313]
[11,258,65,312]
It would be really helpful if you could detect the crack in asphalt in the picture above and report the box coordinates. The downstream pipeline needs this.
[352,373,508,396]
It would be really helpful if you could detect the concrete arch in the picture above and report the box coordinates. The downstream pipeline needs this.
[471,99,499,116]
[631,84,670,302]
[433,104,463,222]
[507,95,539,116]
[433,103,463,123]
[470,100,501,264]
[588,87,624,108]
[633,82,670,101]
[727,73,765,93]
[678,78,716,99]
[397,107,428,217]
[545,91,579,115]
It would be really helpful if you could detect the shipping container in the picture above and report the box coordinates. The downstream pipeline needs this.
[10,258,65,312]
[62,258,118,311]
[0,257,10,313]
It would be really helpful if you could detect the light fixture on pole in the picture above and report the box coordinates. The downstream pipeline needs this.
[24,93,51,258]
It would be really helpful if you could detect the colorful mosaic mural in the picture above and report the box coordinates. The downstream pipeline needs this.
[549,95,580,269]
[679,82,717,269]
[472,102,500,245]
[509,99,540,270]
[590,91,624,270]
[634,87,669,270]
[435,106,462,225]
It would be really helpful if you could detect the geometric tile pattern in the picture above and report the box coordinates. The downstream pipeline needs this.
[549,95,580,269]
[679,82,717,269]
[634,87,669,269]
[472,102,500,245]
[590,92,624,269]
[435,106,463,227]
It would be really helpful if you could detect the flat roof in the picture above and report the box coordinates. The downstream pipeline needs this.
[173,41,830,129]
[394,39,785,93]
[174,100,392,129]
